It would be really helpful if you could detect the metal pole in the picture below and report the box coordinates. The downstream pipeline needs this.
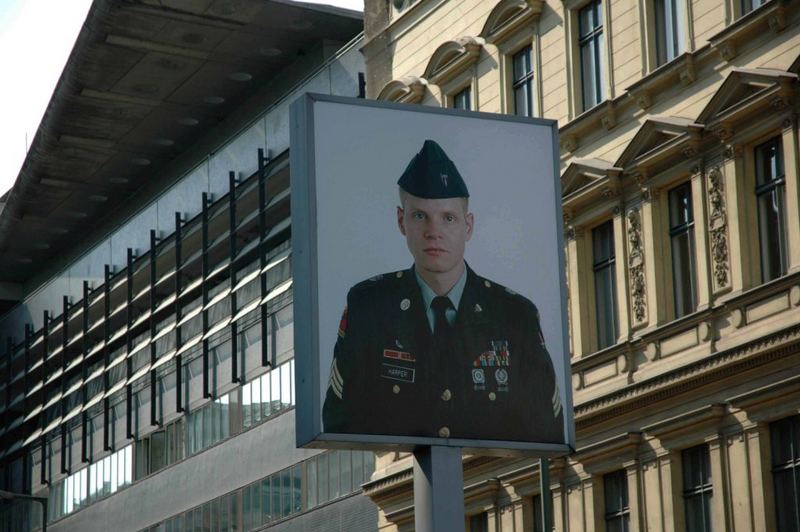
[413,446,465,532]
[540,457,552,531]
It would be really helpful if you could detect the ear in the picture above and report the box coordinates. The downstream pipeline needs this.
[397,206,406,235]
[465,212,474,241]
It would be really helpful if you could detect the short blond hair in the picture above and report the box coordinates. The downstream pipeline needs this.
[398,187,469,213]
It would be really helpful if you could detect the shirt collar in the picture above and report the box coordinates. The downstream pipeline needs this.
[414,264,468,313]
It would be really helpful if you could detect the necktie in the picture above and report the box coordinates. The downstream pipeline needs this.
[431,296,453,336]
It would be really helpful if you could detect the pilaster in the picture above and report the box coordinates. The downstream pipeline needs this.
[746,424,777,532]
[781,116,800,272]
[613,207,631,342]
[707,434,732,532]
[690,164,711,311]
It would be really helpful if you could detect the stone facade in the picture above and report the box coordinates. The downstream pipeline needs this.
[361,0,800,530]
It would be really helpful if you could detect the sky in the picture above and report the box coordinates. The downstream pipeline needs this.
[0,0,364,199]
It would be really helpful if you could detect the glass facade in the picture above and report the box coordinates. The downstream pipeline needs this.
[579,0,605,111]
[142,449,375,532]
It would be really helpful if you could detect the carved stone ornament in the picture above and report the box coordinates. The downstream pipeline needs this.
[627,208,647,325]
[707,168,730,291]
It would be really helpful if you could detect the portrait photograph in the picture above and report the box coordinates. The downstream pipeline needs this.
[291,94,574,454]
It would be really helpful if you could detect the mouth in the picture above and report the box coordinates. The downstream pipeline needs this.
[423,248,447,256]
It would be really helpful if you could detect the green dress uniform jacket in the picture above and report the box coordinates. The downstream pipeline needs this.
[322,265,564,443]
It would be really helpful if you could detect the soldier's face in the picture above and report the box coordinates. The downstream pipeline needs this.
[397,194,473,277]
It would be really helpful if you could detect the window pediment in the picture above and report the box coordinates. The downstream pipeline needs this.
[480,0,544,45]
[615,117,702,173]
[423,36,484,86]
[696,68,797,134]
[561,158,621,200]
[376,76,429,103]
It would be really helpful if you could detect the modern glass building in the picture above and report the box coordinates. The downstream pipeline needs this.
[0,1,377,531]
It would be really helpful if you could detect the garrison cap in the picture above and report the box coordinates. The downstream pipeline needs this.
[397,139,469,198]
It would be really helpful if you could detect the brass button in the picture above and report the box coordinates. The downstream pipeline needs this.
[441,389,452,401]
[438,426,450,438]
[392,384,400,394]
[488,392,496,401]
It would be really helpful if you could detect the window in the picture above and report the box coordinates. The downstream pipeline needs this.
[669,182,697,318]
[593,221,618,349]
[578,0,604,111]
[469,512,489,532]
[604,470,630,532]
[532,494,544,532]
[741,0,766,15]
[683,444,712,532]
[453,86,471,110]
[512,46,534,117]
[771,415,800,532]
[755,137,788,282]
[654,0,685,65]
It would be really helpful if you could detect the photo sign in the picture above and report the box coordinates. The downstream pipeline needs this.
[292,94,574,454]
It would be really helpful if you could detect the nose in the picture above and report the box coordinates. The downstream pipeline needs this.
[424,218,443,239]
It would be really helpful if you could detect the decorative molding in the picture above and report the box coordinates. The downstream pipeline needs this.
[423,36,484,86]
[706,167,730,293]
[480,0,544,45]
[561,134,578,152]
[576,322,800,426]
[627,208,647,326]
[376,76,429,103]
[712,40,737,62]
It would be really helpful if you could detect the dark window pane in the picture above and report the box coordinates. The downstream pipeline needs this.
[604,470,630,532]
[579,0,604,110]
[470,512,489,532]
[755,137,788,282]
[669,182,696,317]
[513,46,533,117]
[453,87,471,110]
[593,221,617,349]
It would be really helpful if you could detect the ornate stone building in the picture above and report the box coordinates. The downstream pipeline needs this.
[360,0,800,530]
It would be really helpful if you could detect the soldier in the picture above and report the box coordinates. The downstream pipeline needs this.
[322,139,563,443]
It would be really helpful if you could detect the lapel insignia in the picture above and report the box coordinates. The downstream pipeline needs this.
[484,280,491,288]
[400,298,411,311]
[395,339,404,349]
[473,303,482,313]
[396,271,404,278]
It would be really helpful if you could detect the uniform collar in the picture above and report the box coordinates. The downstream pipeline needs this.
[414,264,468,314]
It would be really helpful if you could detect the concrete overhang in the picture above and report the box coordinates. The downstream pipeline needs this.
[0,0,361,283]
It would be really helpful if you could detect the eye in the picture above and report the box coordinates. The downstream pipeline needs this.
[444,214,456,223]
[412,211,425,220]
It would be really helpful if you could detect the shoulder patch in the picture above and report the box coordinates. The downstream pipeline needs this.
[338,306,348,338]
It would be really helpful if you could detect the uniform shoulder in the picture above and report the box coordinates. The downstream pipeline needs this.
[473,273,540,318]
[347,269,409,300]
